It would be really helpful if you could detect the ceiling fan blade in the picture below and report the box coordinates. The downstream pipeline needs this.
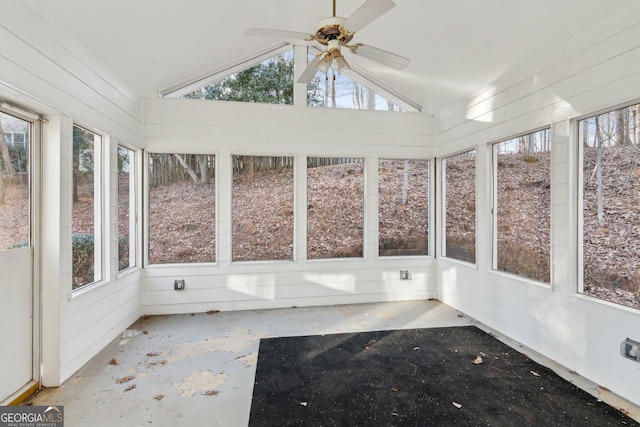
[245,28,315,45]
[343,0,395,33]
[350,43,409,70]
[297,54,325,84]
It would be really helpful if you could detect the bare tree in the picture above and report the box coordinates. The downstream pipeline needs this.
[595,116,604,222]
[0,120,14,204]
[173,154,199,184]
[197,155,209,185]
[401,159,409,205]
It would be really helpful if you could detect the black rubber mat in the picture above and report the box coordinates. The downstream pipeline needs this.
[249,326,637,426]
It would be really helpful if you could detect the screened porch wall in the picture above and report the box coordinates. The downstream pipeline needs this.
[435,3,640,407]
[143,98,436,314]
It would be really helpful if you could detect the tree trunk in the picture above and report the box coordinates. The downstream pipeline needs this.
[197,155,209,184]
[635,104,640,146]
[595,116,604,222]
[367,86,376,111]
[582,119,590,147]
[615,109,626,146]
[401,160,409,205]
[173,154,199,184]
[0,121,14,176]
[0,163,4,204]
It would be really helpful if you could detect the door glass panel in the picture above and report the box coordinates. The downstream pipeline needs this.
[0,112,30,250]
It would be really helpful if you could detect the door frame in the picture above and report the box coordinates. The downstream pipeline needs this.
[0,102,42,405]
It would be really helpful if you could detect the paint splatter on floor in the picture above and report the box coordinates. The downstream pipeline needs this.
[167,327,266,363]
[175,370,229,397]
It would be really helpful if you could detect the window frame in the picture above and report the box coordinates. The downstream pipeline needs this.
[306,46,420,112]
[377,157,431,258]
[230,153,296,263]
[306,155,366,261]
[70,123,106,294]
[144,150,218,267]
[575,100,640,310]
[162,44,292,99]
[489,127,552,285]
[440,148,477,265]
[116,144,139,274]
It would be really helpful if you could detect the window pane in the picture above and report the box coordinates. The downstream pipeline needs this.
[148,153,215,264]
[183,49,293,105]
[581,104,640,310]
[0,112,29,250]
[72,125,101,289]
[308,67,405,111]
[232,156,294,261]
[307,157,364,259]
[378,159,429,256]
[444,150,476,263]
[494,129,551,282]
[118,146,135,271]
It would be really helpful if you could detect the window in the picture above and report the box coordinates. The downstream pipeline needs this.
[443,150,476,263]
[493,129,551,283]
[232,155,294,261]
[118,146,136,271]
[72,125,102,289]
[308,68,406,111]
[307,157,364,259]
[182,48,294,104]
[378,159,429,256]
[580,103,640,310]
[147,153,215,264]
[0,112,30,251]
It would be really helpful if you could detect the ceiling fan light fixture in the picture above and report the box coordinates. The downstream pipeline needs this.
[328,52,347,71]
[325,39,349,72]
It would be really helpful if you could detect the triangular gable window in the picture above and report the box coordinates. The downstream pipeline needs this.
[164,45,294,105]
[308,69,404,111]
[306,49,418,112]
[163,44,420,112]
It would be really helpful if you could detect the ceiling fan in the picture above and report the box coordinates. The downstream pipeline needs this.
[245,0,410,83]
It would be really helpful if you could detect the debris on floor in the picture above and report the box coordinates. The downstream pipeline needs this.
[175,370,229,398]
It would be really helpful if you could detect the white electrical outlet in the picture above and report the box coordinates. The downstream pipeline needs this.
[400,270,410,280]
[621,338,640,362]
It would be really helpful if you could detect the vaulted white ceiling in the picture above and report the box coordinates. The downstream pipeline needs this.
[30,0,636,113]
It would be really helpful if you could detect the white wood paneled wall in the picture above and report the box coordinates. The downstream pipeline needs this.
[1,2,143,386]
[435,4,640,407]
[143,98,436,314]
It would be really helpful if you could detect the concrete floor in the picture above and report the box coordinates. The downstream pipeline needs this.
[26,301,636,426]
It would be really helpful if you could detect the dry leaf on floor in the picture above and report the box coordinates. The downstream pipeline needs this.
[530,370,541,377]
[452,402,462,409]
[115,375,135,384]
[124,384,136,392]
[154,394,164,401]
[146,352,161,357]
[472,356,483,365]
[202,390,219,396]
[206,310,220,314]
[143,330,149,334]
[109,358,118,365]
[390,387,398,392]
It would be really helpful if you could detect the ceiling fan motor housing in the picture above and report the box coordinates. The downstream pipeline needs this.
[314,17,354,45]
